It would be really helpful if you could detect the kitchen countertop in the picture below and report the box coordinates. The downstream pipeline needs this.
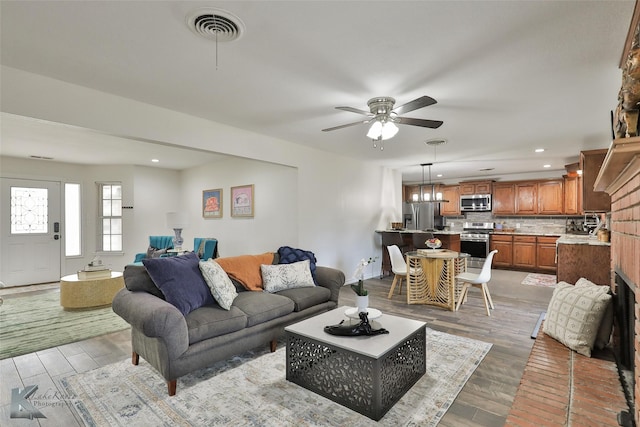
[376,229,461,235]
[491,231,562,237]
[556,234,611,246]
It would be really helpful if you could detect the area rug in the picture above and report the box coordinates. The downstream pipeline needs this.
[61,328,491,426]
[0,291,129,359]
[521,273,557,287]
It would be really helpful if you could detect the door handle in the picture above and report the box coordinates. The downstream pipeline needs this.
[54,222,60,233]
[54,235,60,240]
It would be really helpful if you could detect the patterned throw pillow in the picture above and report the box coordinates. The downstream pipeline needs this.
[261,260,315,293]
[543,281,612,357]
[277,246,317,283]
[575,277,613,349]
[199,259,238,310]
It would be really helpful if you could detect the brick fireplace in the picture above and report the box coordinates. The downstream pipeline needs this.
[595,137,640,425]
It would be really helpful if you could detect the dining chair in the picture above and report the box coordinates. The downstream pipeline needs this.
[386,245,407,299]
[381,232,409,277]
[455,250,498,316]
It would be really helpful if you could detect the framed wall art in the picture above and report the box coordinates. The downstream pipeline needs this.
[202,188,223,218]
[231,184,254,217]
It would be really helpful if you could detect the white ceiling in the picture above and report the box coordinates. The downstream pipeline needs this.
[0,1,634,182]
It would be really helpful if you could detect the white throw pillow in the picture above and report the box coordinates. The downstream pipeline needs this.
[575,277,613,349]
[199,259,238,310]
[543,281,612,357]
[261,260,315,293]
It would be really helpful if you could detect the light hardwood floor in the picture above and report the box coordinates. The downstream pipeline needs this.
[0,268,554,426]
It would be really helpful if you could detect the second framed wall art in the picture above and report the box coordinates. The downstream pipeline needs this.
[231,184,254,217]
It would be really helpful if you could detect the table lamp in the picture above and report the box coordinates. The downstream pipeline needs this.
[166,212,189,250]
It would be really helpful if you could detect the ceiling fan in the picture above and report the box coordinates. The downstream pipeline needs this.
[322,96,443,143]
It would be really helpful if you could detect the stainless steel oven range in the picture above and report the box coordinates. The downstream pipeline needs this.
[460,222,494,268]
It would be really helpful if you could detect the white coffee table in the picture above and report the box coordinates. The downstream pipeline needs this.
[285,306,426,421]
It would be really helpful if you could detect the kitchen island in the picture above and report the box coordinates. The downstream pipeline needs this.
[556,234,611,285]
[376,230,461,277]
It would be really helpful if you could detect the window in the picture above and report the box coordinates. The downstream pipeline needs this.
[65,183,81,256]
[98,182,122,251]
[10,186,48,234]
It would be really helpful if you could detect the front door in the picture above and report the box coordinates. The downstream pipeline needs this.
[0,178,62,287]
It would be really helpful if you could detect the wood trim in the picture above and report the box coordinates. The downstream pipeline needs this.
[620,0,640,69]
[594,136,640,193]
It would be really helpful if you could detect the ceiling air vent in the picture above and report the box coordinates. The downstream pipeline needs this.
[186,8,245,42]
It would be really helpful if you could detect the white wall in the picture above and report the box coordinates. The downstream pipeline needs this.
[1,67,404,283]
[180,157,298,256]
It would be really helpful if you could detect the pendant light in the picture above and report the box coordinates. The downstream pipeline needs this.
[419,139,449,203]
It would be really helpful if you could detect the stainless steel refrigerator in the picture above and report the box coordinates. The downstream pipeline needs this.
[403,202,442,231]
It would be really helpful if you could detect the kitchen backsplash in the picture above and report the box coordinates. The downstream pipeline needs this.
[443,212,593,235]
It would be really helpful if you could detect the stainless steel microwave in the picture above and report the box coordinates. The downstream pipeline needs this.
[460,194,492,212]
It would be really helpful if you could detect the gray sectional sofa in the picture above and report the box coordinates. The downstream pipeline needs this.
[112,260,345,395]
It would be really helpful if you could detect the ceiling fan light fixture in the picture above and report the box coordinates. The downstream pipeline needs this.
[366,120,399,141]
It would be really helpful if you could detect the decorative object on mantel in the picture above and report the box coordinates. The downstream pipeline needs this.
[166,212,189,250]
[322,95,443,150]
[324,311,389,336]
[614,20,640,138]
[230,184,254,217]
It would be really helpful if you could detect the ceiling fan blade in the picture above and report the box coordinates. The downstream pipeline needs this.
[322,120,369,132]
[393,96,437,115]
[335,106,373,116]
[396,117,444,129]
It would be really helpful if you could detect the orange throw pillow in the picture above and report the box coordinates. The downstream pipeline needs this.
[215,253,275,291]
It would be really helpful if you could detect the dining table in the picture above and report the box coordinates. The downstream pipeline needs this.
[405,249,469,311]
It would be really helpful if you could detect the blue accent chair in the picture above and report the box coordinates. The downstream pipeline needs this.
[133,235,175,263]
[193,238,219,260]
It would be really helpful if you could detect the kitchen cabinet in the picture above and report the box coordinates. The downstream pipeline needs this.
[490,234,513,268]
[491,234,559,272]
[580,149,611,212]
[515,182,537,215]
[492,183,516,214]
[434,233,461,252]
[557,243,610,285]
[536,236,558,273]
[513,235,536,269]
[439,185,460,216]
[492,179,565,215]
[537,180,564,214]
[563,175,581,215]
[404,185,420,203]
[459,180,493,195]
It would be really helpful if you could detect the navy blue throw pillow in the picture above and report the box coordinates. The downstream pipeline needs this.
[277,246,317,283]
[142,252,214,316]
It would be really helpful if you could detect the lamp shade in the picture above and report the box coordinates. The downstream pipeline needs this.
[166,212,189,229]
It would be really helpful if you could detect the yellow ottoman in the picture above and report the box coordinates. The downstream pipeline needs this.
[60,272,124,310]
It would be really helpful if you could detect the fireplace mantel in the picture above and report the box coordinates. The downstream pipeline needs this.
[594,136,640,194]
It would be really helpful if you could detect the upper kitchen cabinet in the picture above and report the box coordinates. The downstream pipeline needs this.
[580,149,611,212]
[514,182,537,214]
[563,175,582,215]
[492,183,516,214]
[537,180,564,215]
[404,185,420,203]
[459,180,493,195]
[439,185,460,216]
[492,179,565,215]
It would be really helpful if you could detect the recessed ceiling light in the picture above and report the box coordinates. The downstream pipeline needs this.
[437,174,443,178]
[543,164,551,168]
[151,159,159,163]
[535,148,545,153]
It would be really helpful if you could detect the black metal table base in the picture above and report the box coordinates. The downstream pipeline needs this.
[286,326,426,421]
